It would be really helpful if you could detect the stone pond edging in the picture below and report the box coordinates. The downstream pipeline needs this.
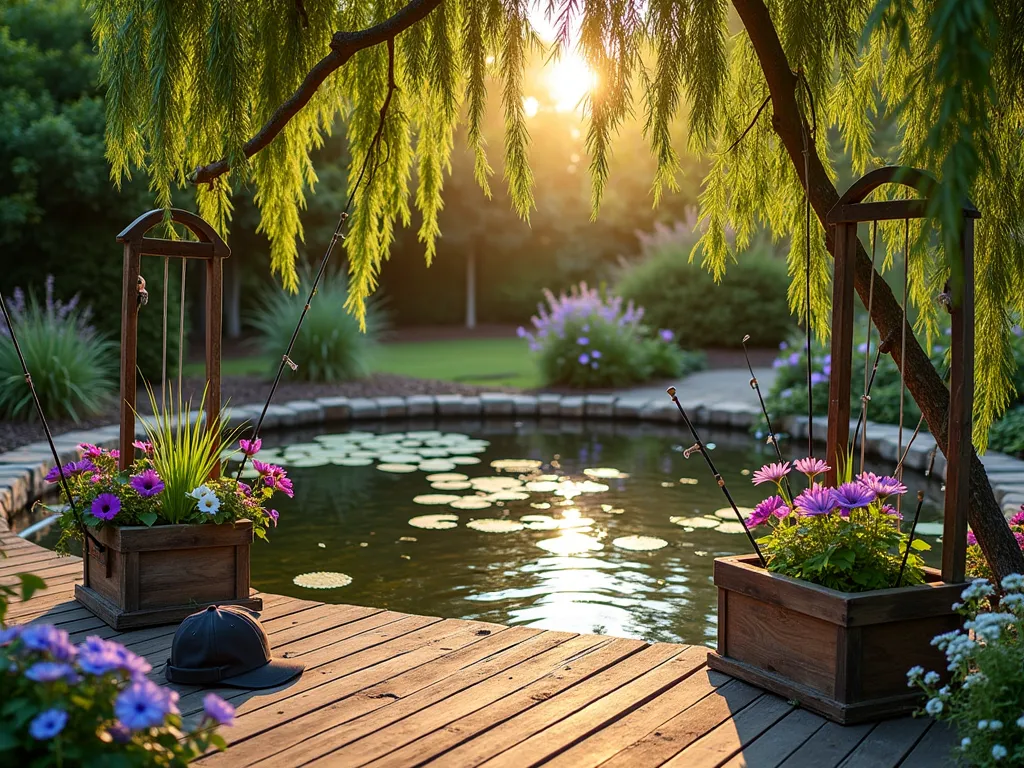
[2,391,1023,526]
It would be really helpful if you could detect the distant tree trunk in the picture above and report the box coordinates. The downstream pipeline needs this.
[223,257,242,339]
[465,245,477,330]
[733,0,1024,580]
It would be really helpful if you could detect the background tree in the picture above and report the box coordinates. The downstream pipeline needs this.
[89,0,1024,577]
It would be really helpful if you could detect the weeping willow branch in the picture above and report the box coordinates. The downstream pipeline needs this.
[189,0,443,186]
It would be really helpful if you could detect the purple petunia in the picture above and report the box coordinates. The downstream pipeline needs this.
[591,350,602,359]
[810,372,827,386]
[748,495,790,526]
[578,353,590,365]
[0,626,22,646]
[203,693,236,726]
[794,457,830,478]
[29,709,68,740]
[129,469,164,498]
[25,661,79,683]
[91,493,121,521]
[881,504,902,520]
[239,438,262,456]
[833,481,876,513]
[752,461,792,486]
[787,352,801,366]
[659,329,674,343]
[856,472,907,499]
[115,679,177,731]
[45,459,96,484]
[20,625,76,661]
[577,336,589,346]
[794,486,836,517]
[268,508,279,527]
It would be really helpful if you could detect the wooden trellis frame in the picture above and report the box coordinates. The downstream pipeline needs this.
[115,209,231,474]
[825,166,978,583]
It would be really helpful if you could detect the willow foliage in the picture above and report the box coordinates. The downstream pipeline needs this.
[92,0,1023,447]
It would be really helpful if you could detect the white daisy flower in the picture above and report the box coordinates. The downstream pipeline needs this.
[198,492,221,514]
[190,484,213,500]
[925,698,943,716]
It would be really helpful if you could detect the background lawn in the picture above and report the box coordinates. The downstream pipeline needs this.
[184,337,540,389]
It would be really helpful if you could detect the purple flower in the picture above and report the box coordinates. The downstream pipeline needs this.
[591,350,602,359]
[516,326,527,338]
[237,482,252,497]
[748,495,790,526]
[810,372,827,386]
[823,363,832,376]
[881,504,902,520]
[239,438,262,456]
[1010,506,1024,527]
[0,626,22,646]
[779,341,788,351]
[794,486,836,517]
[780,388,793,399]
[967,531,978,546]
[752,461,791,486]
[833,482,876,513]
[78,443,104,459]
[1012,325,1023,338]
[787,352,800,366]
[659,329,674,343]
[20,625,76,660]
[794,457,830,479]
[129,469,164,498]
[110,644,152,679]
[203,693,236,726]
[91,493,121,521]
[577,336,589,346]
[106,722,133,744]
[268,508,279,527]
[132,440,152,454]
[578,353,590,365]
[115,679,176,730]
[45,459,96,484]
[1014,531,1024,549]
[25,661,79,683]
[856,472,907,499]
[857,341,869,354]
[29,709,67,740]
[772,358,785,369]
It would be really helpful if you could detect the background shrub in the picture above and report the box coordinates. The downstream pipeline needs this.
[616,220,793,349]
[0,277,117,420]
[519,283,705,389]
[250,270,383,383]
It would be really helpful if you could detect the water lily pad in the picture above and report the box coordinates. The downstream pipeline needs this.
[714,507,755,520]
[490,458,543,472]
[293,572,353,589]
[331,457,374,467]
[583,467,629,479]
[524,481,561,493]
[670,516,720,529]
[470,477,523,492]
[449,497,492,510]
[425,473,469,482]
[678,477,699,485]
[466,519,525,533]
[520,514,561,530]
[377,463,419,473]
[287,456,330,468]
[487,491,531,502]
[912,522,945,537]
[530,502,552,510]
[377,453,423,464]
[417,448,452,458]
[431,481,473,491]
[716,521,751,534]
[418,459,458,472]
[537,532,605,555]
[409,514,459,530]
[412,494,463,505]
[554,480,609,498]
[612,535,668,551]
[449,456,482,465]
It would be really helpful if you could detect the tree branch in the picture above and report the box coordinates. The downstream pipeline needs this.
[731,0,1024,579]
[190,0,443,186]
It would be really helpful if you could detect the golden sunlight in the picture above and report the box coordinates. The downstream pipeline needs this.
[545,53,597,112]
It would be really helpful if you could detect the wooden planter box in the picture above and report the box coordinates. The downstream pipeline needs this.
[708,554,964,724]
[75,520,263,630]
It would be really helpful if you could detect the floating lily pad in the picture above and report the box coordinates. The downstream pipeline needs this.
[412,494,463,505]
[716,521,751,534]
[449,456,482,465]
[377,453,423,464]
[409,514,459,530]
[417,448,452,458]
[466,519,525,533]
[418,459,458,472]
[293,572,353,589]
[377,463,419,473]
[524,481,561,493]
[520,514,561,530]
[714,507,755,520]
[554,480,609,498]
[537,532,605,555]
[490,458,543,472]
[426,473,468,482]
[331,456,374,467]
[470,477,523,492]
[530,502,552,510]
[487,491,531,502]
[450,497,492,510]
[431,481,473,491]
[912,522,945,537]
[612,535,669,551]
[670,516,720,529]
[583,467,629,479]
[678,477,699,485]
[287,456,330,468]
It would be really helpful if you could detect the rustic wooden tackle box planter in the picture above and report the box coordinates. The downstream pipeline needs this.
[75,520,263,630]
[707,554,964,724]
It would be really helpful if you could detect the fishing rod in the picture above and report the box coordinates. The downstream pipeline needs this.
[741,334,793,502]
[895,490,926,587]
[667,386,767,567]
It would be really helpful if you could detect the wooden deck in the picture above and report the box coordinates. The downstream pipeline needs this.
[1,529,956,767]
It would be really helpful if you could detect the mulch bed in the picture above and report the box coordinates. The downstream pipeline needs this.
[0,374,518,455]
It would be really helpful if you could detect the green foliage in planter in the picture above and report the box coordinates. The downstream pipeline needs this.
[989,406,1024,457]
[616,220,792,349]
[0,278,117,421]
[250,270,383,383]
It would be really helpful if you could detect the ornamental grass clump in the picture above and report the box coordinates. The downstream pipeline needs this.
[908,574,1024,767]
[745,457,928,592]
[518,282,704,388]
[0,623,233,763]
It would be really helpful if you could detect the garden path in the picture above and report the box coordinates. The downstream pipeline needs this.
[2,527,956,767]
[618,367,779,406]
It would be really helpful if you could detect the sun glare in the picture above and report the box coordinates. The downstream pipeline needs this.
[546,54,597,112]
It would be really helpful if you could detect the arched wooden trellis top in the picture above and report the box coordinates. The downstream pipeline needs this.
[116,208,230,260]
[117,209,230,476]
[824,165,976,583]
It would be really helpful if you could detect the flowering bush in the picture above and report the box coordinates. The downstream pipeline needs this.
[908,574,1024,766]
[0,623,233,763]
[967,506,1024,581]
[518,283,705,388]
[0,276,117,421]
[746,458,928,592]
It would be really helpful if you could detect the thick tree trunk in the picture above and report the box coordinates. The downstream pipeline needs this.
[733,0,1024,580]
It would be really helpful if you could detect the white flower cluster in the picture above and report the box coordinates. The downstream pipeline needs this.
[962,672,988,690]
[964,612,1015,643]
[931,630,978,671]
[978,719,1004,731]
[961,578,995,601]
[992,744,1008,760]
[189,484,221,515]
[923,671,941,685]
[925,698,944,715]
[1000,573,1024,592]
[999,592,1024,611]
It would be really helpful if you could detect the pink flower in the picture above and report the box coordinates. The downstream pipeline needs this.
[752,462,792,486]
[109,450,120,460]
[129,469,164,498]
[794,457,829,479]
[268,509,279,527]
[748,495,789,526]
[252,460,283,478]
[90,493,121,521]
[856,472,907,499]
[78,443,103,459]
[132,440,152,455]
[1010,505,1024,527]
[239,438,262,456]
[794,486,836,517]
[269,476,294,498]
[967,531,978,546]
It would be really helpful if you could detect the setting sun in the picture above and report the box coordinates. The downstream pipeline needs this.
[545,53,597,112]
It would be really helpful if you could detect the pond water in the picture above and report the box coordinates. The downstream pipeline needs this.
[25,418,946,645]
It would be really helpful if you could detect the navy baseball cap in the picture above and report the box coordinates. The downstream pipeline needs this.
[165,605,304,689]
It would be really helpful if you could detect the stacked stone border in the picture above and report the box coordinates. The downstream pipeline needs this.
[3,391,1023,526]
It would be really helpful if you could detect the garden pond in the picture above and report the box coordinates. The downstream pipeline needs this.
[28,419,947,646]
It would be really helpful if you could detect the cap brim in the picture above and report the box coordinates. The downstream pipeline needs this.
[220,658,305,690]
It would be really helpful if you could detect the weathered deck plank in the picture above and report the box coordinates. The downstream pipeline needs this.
[0,529,957,768]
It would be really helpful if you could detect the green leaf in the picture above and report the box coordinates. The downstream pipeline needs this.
[910,538,931,551]
[139,511,158,527]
